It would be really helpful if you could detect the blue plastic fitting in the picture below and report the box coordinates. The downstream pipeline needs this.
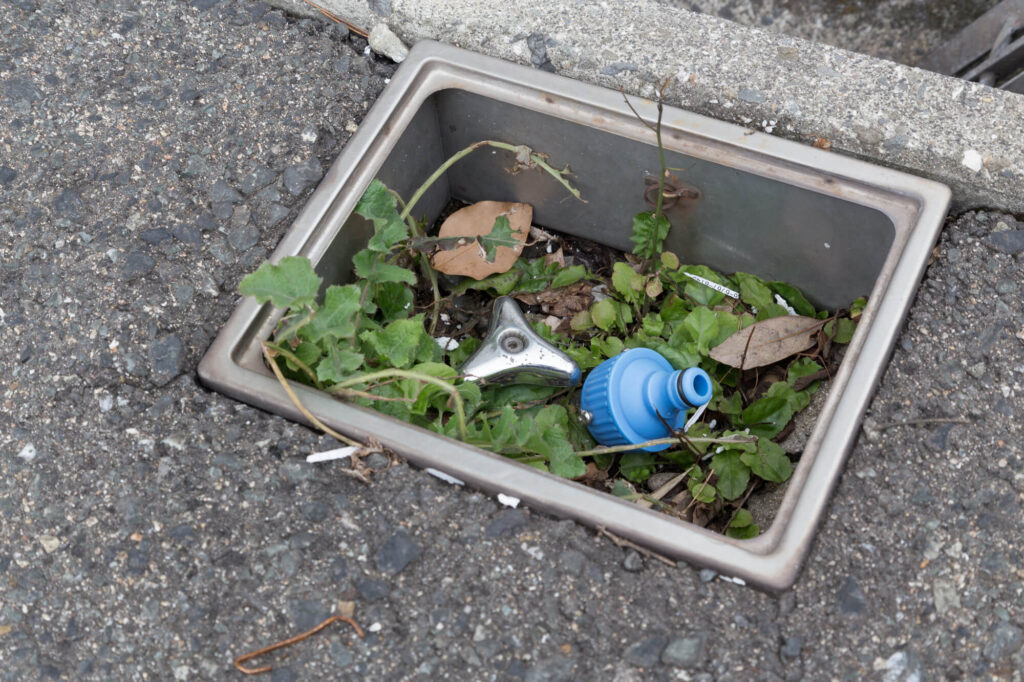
[580,348,713,452]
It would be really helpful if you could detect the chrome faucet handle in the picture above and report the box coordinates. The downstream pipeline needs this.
[459,296,582,387]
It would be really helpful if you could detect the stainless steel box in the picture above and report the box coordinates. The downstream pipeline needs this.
[199,41,950,590]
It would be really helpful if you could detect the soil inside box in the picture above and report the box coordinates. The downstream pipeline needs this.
[245,193,860,540]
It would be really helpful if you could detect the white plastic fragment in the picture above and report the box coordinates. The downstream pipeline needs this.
[306,446,358,463]
[774,293,798,316]
[434,336,459,351]
[719,575,747,585]
[497,493,520,508]
[17,443,36,462]
[961,149,983,172]
[368,622,382,633]
[368,24,409,63]
[683,402,708,433]
[425,468,464,486]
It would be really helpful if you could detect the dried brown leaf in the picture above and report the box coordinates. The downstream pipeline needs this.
[513,281,593,318]
[431,201,531,279]
[709,315,824,370]
[544,246,565,268]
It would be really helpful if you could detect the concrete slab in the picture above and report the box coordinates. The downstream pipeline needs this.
[273,0,1024,214]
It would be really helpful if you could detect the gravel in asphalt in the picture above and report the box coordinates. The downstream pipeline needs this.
[2,0,1024,680]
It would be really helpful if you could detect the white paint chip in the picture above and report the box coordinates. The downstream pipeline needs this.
[961,149,983,172]
[17,443,36,461]
[425,468,464,486]
[497,493,520,508]
[307,446,358,463]
[434,336,459,351]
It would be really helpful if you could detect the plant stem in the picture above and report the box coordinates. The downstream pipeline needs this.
[574,434,756,457]
[400,140,583,223]
[261,342,361,447]
[326,369,468,442]
[389,189,443,335]
[264,340,321,389]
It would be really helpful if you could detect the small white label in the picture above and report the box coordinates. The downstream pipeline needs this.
[682,272,739,299]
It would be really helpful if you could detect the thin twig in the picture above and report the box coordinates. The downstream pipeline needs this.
[574,435,755,458]
[262,342,361,447]
[300,0,368,37]
[597,526,676,567]
[234,615,365,675]
[877,417,972,430]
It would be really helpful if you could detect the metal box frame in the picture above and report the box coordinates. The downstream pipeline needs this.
[198,41,950,590]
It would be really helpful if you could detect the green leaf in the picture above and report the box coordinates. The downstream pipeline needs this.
[620,451,656,484]
[733,272,774,311]
[787,358,823,387]
[726,509,759,539]
[239,256,322,310]
[359,316,428,369]
[740,396,792,439]
[453,269,523,296]
[352,250,417,285]
[287,341,322,373]
[677,264,728,306]
[355,179,409,252]
[374,281,414,321]
[659,295,691,324]
[711,451,750,500]
[653,342,700,370]
[316,345,365,384]
[850,296,867,318]
[642,313,665,338]
[303,284,363,342]
[570,310,593,331]
[826,317,857,344]
[730,508,755,528]
[740,440,793,483]
[755,303,790,320]
[565,343,603,370]
[611,480,635,499]
[660,251,680,270]
[551,265,586,289]
[590,298,618,332]
[687,473,717,504]
[766,380,810,413]
[445,336,479,367]
[682,307,720,355]
[478,215,518,262]
[592,335,624,359]
[768,281,816,317]
[612,261,645,304]
[630,211,672,259]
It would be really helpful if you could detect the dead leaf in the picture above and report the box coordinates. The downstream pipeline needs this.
[513,281,593,318]
[337,601,356,618]
[709,315,824,370]
[544,247,565,268]
[812,137,831,151]
[431,201,531,279]
[575,462,608,488]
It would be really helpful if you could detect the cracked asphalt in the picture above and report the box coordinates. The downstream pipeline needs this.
[2,0,1024,680]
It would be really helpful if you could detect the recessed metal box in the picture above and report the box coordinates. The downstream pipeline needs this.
[199,41,950,590]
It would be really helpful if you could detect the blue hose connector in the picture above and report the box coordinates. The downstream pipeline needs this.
[580,348,713,452]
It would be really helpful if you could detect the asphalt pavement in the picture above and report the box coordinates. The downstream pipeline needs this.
[2,1,1023,680]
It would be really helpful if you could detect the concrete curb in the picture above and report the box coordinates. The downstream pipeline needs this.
[273,0,1024,214]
